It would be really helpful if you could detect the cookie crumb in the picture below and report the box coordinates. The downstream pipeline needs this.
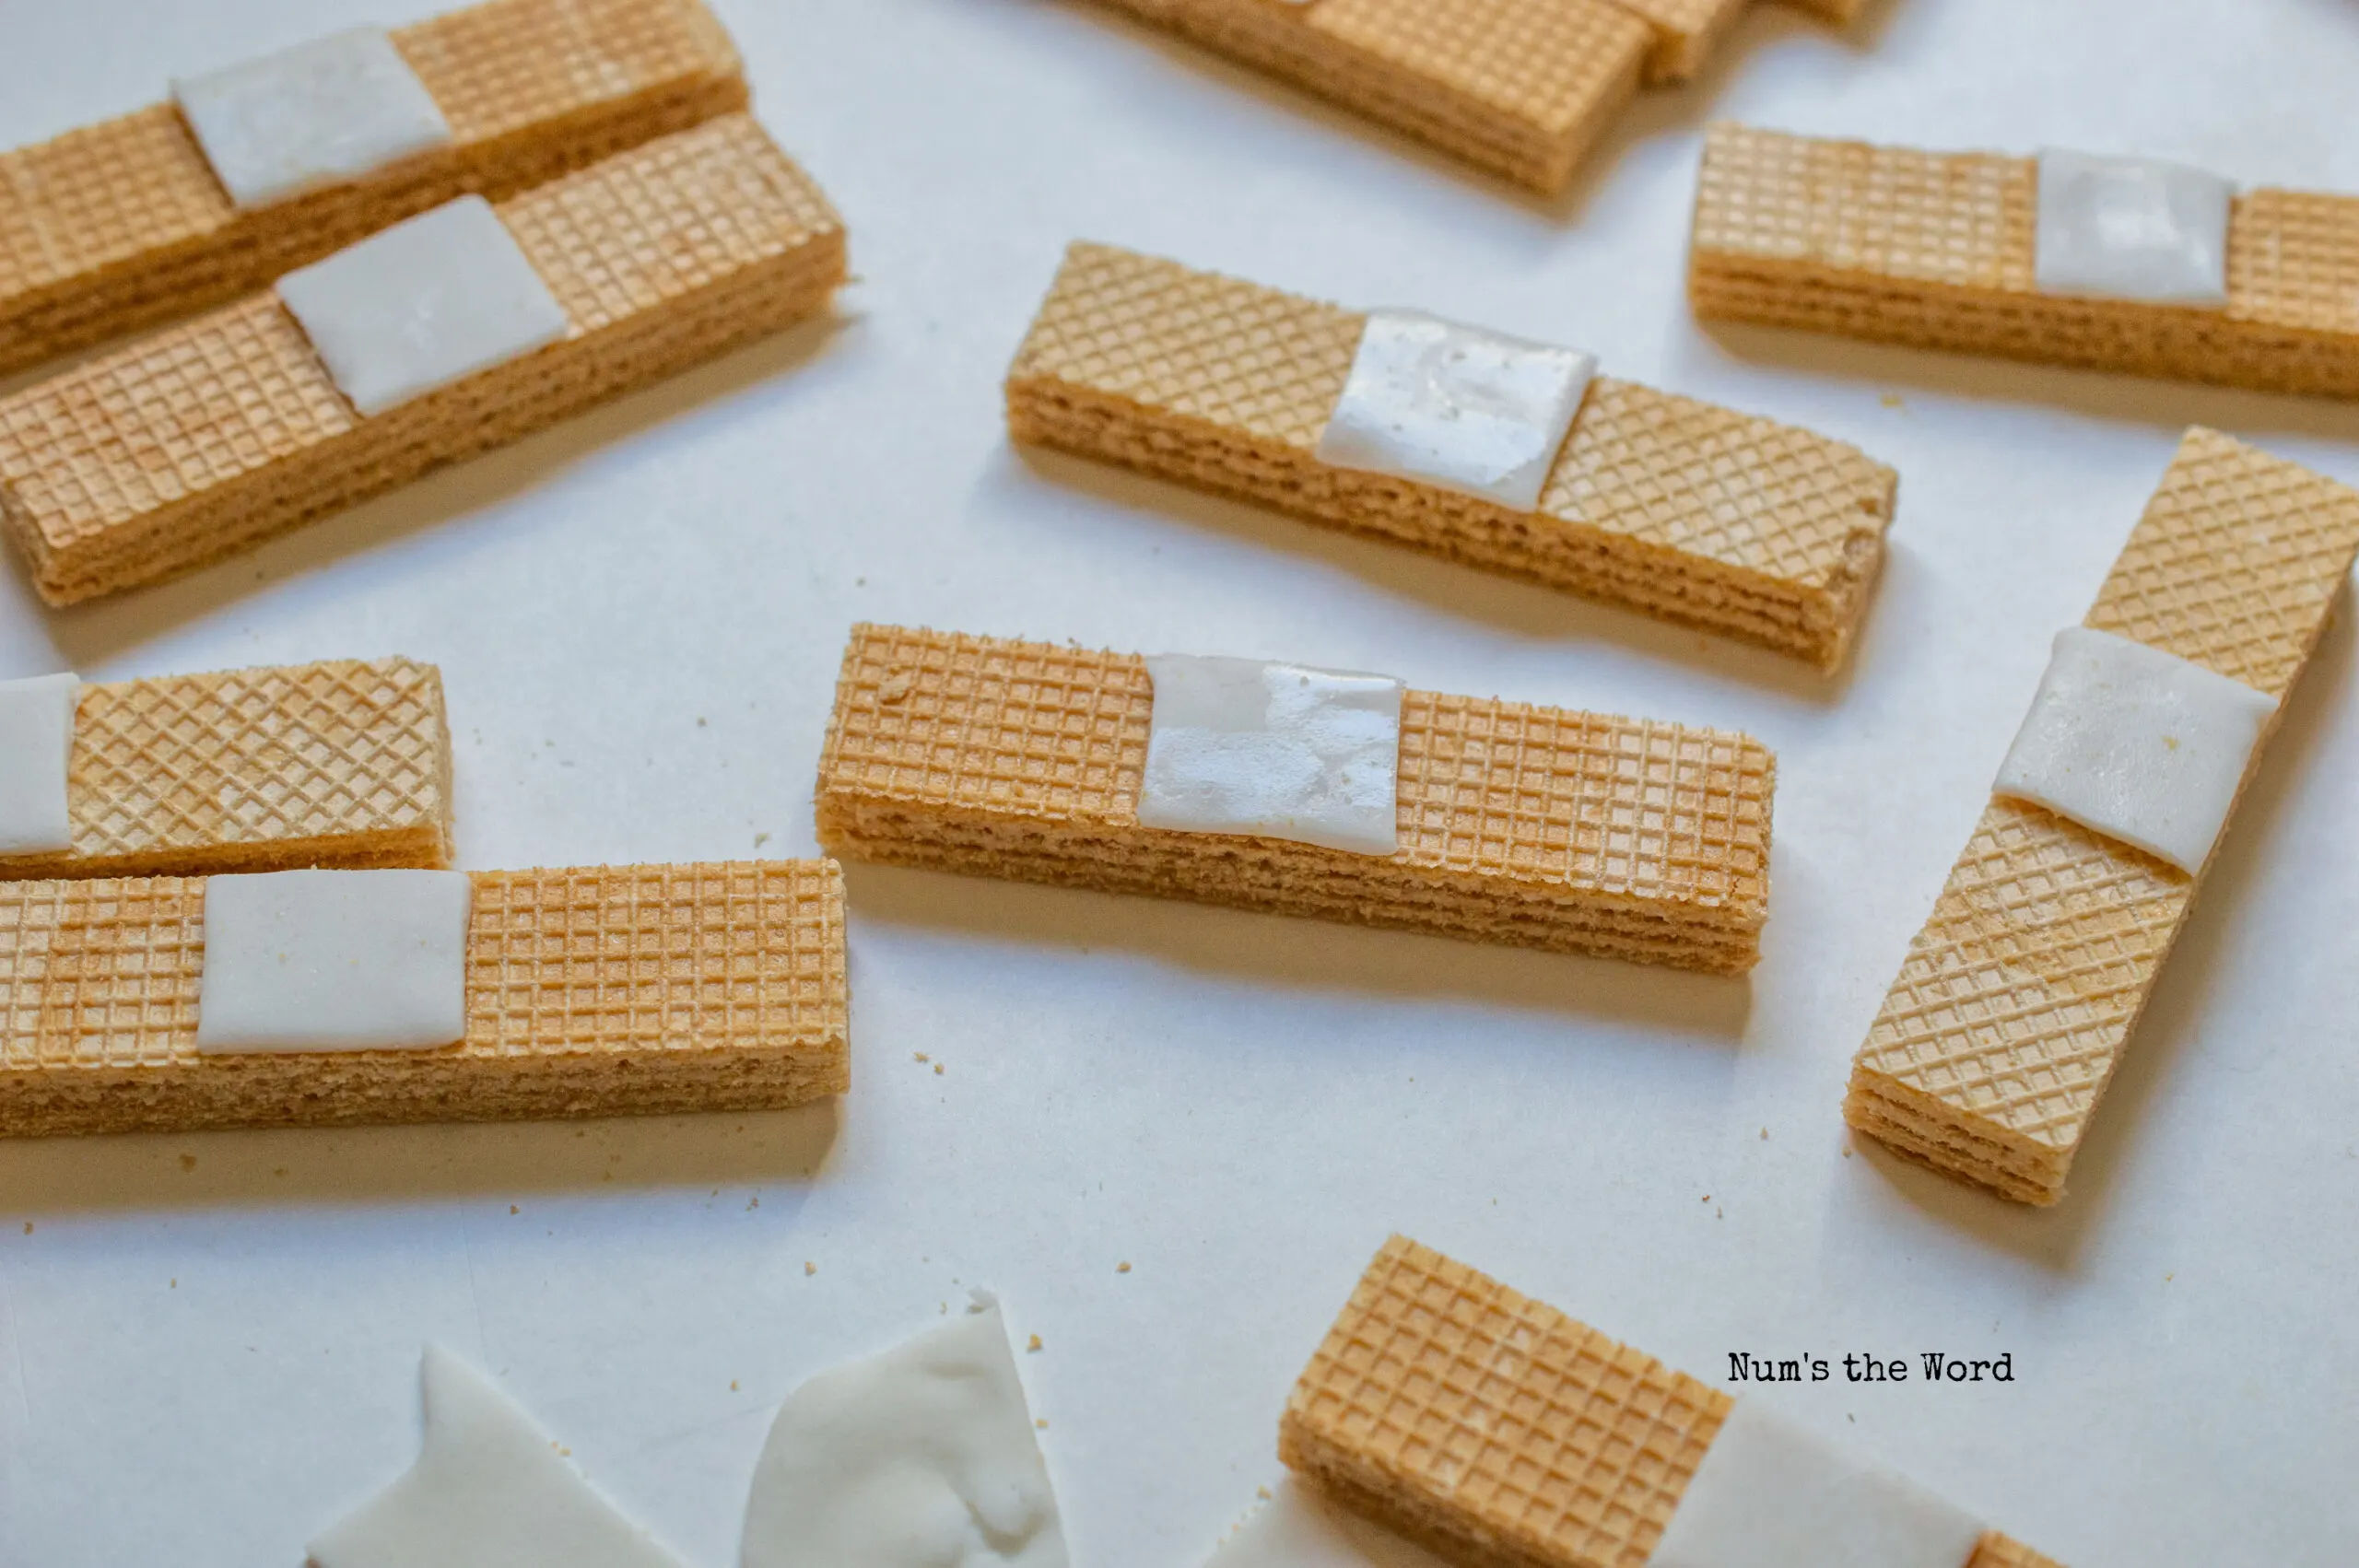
[730,1380,740,1391]
[804,1261,816,1276]
[914,1051,929,1062]
[1035,1418,1048,1430]
[933,1062,945,1076]
[1116,1261,1132,1274]
[509,1205,519,1215]
[1027,1334,1042,1352]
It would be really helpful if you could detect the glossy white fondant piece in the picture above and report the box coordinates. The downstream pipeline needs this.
[308,1344,684,1568]
[1649,1398,1987,1568]
[1993,625,2273,874]
[2034,149,2234,305]
[276,195,569,415]
[194,869,473,1053]
[1314,310,1595,511]
[1137,654,1403,857]
[0,673,79,857]
[173,29,452,209]
[741,1295,1066,1568]
[1203,1477,1452,1568]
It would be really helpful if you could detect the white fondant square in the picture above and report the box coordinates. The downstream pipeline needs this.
[1994,626,2273,874]
[173,29,453,209]
[1137,654,1403,857]
[0,673,80,857]
[1314,310,1596,512]
[1649,1398,1988,1568]
[195,870,474,1054]
[276,196,569,415]
[2034,149,2234,305]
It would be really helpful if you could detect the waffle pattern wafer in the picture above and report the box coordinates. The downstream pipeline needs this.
[0,859,847,1137]
[0,0,746,377]
[1689,123,2359,398]
[0,658,452,883]
[1008,244,1895,670]
[1848,430,2359,1205]
[1281,1236,2060,1568]
[0,113,845,605]
[815,625,1774,973]
[1086,0,1649,188]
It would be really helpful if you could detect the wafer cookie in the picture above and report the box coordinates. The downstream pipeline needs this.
[0,658,451,882]
[0,859,847,1137]
[1085,0,1650,190]
[1689,123,2359,398]
[1847,430,2359,1206]
[1008,243,1895,671]
[0,0,745,378]
[1281,1235,2060,1568]
[814,625,1774,974]
[0,113,844,606]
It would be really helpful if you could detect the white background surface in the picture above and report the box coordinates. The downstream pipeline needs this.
[2,0,2357,1562]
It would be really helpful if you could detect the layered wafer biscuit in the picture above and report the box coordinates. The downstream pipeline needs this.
[0,113,844,606]
[814,625,1774,974]
[0,658,452,882]
[0,0,746,378]
[1281,1235,2060,1568]
[1690,123,2359,398]
[0,859,847,1137]
[1008,243,1895,671]
[1847,430,2359,1205]
[1084,0,1649,190]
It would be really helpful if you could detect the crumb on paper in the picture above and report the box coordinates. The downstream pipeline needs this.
[1881,392,1905,409]
[697,717,708,728]
[1760,1128,1767,1140]
[170,1279,176,1288]
[731,1380,740,1391]
[19,1223,29,1235]
[1035,1418,1048,1430]
[1116,1261,1132,1274]
[754,831,771,848]
[933,1063,945,1076]
[1258,1485,1272,1500]
[1700,1194,1709,1202]
[1717,1207,1723,1219]
[510,1205,519,1215]
[805,1261,816,1276]
[1027,1334,1042,1352]
[914,1052,929,1062]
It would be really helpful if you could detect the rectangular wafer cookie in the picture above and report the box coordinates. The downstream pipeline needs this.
[1281,1235,2060,1568]
[0,657,452,883]
[1008,243,1895,671]
[1846,430,2359,1205]
[0,112,845,606]
[0,858,847,1137]
[1689,123,2359,398]
[1084,0,1651,190]
[0,0,746,378]
[814,624,1774,974]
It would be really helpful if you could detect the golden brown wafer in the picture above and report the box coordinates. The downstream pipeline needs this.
[0,112,845,606]
[813,624,1774,973]
[1084,0,1651,191]
[1281,1235,2060,1568]
[1847,429,2359,1205]
[0,0,746,378]
[1008,243,1895,671]
[0,658,452,883]
[1688,123,2359,398]
[0,858,847,1137]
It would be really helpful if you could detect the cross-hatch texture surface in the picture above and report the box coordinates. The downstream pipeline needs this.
[820,625,1770,917]
[1689,124,2359,390]
[1283,1237,2058,1568]
[20,658,450,875]
[1852,430,2359,1182]
[1013,242,1892,599]
[1086,0,1649,191]
[0,113,839,555]
[0,0,741,310]
[0,860,845,1071]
